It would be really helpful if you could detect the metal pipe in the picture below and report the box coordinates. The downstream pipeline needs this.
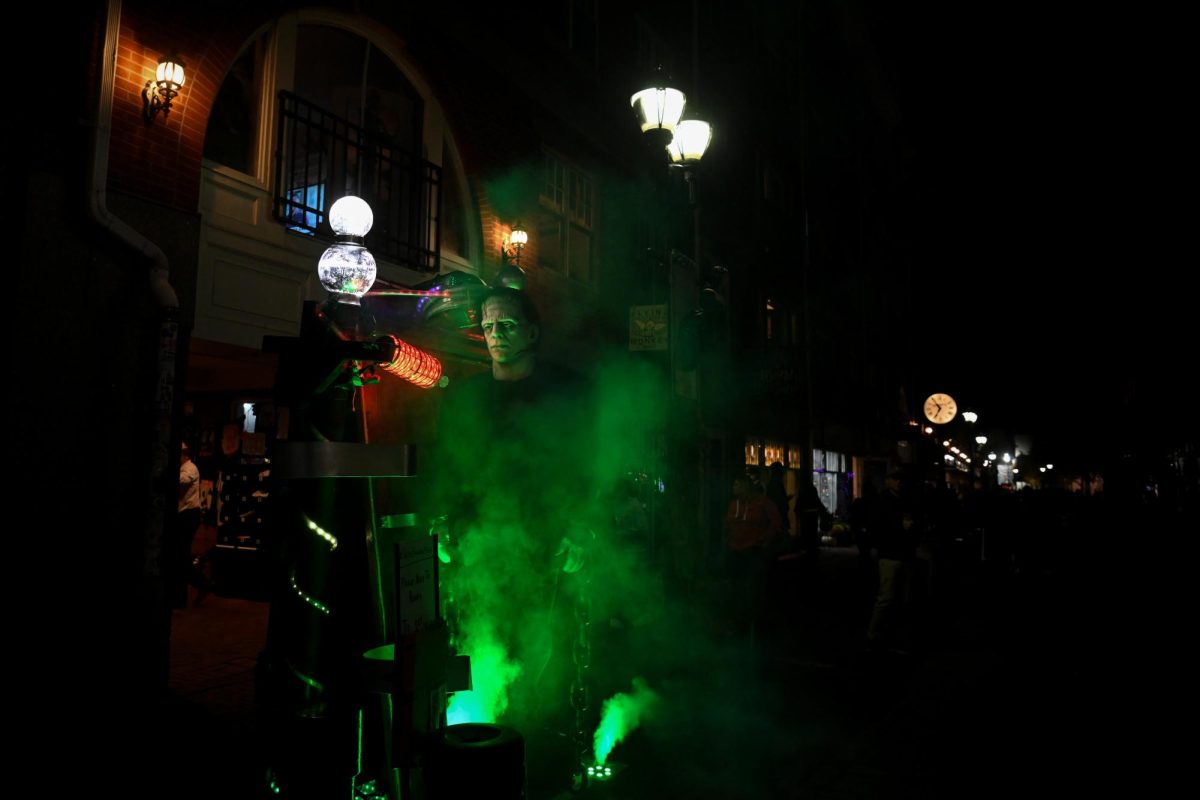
[89,0,181,592]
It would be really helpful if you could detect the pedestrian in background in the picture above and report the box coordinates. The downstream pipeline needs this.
[176,442,210,607]
[724,474,782,639]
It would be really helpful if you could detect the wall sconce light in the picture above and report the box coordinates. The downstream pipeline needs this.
[143,55,186,123]
[496,224,528,290]
[501,224,528,266]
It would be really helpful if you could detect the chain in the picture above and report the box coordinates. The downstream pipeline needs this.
[569,532,594,784]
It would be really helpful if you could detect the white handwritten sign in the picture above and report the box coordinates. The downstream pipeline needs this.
[396,536,437,635]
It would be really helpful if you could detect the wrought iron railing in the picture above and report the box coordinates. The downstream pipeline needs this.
[273,91,441,273]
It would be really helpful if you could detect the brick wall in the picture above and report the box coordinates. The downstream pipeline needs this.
[106,4,267,211]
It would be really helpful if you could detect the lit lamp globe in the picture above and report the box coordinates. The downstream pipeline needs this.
[155,56,186,94]
[318,196,376,304]
[631,67,686,133]
[666,119,713,166]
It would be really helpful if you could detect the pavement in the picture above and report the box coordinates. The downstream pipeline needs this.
[150,544,1116,799]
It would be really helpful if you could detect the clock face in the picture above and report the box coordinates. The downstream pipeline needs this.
[923,393,958,424]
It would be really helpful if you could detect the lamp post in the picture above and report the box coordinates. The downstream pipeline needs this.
[631,67,712,266]
[630,65,722,629]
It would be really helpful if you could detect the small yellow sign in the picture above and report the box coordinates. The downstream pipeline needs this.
[629,304,668,351]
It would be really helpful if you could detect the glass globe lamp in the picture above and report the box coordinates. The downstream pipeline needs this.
[318,196,377,303]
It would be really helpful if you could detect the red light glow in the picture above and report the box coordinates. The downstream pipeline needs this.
[381,335,442,388]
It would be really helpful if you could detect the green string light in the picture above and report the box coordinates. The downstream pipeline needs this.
[284,657,324,692]
[304,514,338,550]
[289,569,331,615]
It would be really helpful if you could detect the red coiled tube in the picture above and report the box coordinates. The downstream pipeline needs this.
[380,335,442,388]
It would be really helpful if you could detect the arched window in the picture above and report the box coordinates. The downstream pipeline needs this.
[203,43,258,174]
[200,15,477,277]
[293,25,422,158]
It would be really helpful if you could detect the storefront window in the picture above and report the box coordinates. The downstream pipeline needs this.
[812,447,849,517]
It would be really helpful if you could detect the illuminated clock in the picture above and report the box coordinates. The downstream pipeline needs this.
[923,392,958,424]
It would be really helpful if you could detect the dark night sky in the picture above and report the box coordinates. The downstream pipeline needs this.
[861,5,1189,459]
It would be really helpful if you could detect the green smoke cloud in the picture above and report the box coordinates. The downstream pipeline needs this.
[430,345,676,732]
[420,159,706,752]
[594,677,661,765]
[446,615,522,724]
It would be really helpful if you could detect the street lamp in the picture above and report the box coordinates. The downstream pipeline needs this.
[666,119,713,167]
[631,66,687,133]
[666,116,713,213]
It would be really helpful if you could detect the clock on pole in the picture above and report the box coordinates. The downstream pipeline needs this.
[923,392,958,424]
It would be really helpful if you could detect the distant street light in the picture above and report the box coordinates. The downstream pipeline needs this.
[962,411,979,423]
[975,435,988,445]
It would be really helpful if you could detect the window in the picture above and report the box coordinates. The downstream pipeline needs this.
[635,16,670,76]
[539,0,599,71]
[441,136,468,258]
[285,183,326,232]
[203,44,258,173]
[812,448,848,516]
[540,151,595,283]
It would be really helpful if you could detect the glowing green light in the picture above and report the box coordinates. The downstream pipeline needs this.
[285,658,324,692]
[432,353,670,743]
[289,569,331,615]
[304,514,338,550]
[270,779,281,794]
[445,627,522,724]
[594,677,660,765]
[585,764,613,781]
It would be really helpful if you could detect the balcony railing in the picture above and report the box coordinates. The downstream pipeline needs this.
[273,91,441,273]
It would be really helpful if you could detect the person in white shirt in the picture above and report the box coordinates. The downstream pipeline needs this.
[175,442,209,606]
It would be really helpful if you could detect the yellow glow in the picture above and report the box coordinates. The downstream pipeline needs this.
[156,58,185,89]
[666,120,713,163]
[631,87,686,132]
[304,515,338,550]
